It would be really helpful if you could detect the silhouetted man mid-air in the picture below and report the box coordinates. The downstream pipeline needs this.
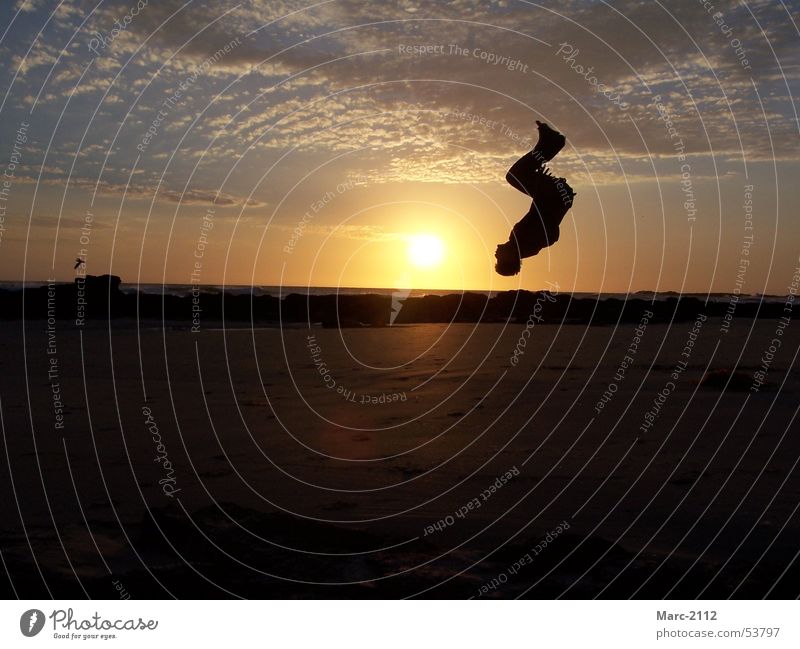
[495,121,575,276]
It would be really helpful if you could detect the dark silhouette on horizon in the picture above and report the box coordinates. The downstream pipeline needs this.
[4,275,797,327]
[495,121,576,276]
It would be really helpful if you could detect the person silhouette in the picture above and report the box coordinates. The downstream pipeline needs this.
[495,121,575,276]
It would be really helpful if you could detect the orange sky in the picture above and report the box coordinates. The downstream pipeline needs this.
[0,1,797,294]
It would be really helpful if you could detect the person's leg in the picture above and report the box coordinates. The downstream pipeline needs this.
[505,121,566,196]
[532,120,566,163]
[505,151,544,196]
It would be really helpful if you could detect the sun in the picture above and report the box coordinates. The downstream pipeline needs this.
[407,234,445,268]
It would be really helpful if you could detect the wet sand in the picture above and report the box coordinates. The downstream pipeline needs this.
[1,317,798,598]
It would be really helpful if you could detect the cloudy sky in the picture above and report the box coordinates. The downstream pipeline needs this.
[0,0,797,292]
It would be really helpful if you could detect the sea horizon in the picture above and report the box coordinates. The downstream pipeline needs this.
[0,280,790,303]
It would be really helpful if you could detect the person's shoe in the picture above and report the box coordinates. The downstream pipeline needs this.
[532,120,566,162]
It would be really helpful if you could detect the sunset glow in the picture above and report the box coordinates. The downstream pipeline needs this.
[407,234,446,269]
[0,1,795,295]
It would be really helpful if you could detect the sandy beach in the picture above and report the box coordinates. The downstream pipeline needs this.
[1,314,798,598]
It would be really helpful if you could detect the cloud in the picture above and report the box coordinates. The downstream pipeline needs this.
[160,187,265,207]
[0,0,796,195]
[270,222,403,242]
[12,175,266,208]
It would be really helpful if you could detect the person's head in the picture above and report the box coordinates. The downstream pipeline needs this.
[495,242,521,276]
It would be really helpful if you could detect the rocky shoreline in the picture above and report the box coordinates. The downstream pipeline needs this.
[4,275,796,327]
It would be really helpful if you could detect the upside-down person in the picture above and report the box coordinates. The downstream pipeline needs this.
[495,121,576,276]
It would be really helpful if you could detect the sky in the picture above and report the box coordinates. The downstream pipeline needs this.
[0,0,797,293]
